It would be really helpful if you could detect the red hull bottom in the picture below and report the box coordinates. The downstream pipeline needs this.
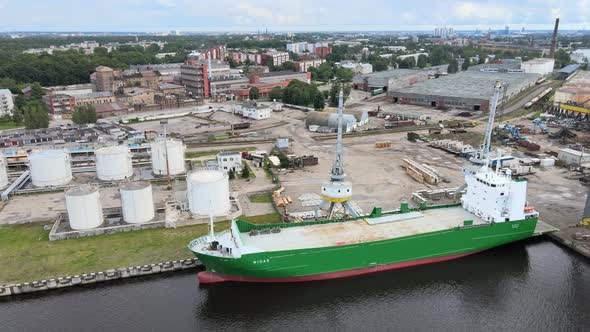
[197,250,482,284]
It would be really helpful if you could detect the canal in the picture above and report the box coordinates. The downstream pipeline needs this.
[1,238,589,331]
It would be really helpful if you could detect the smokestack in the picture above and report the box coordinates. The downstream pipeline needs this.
[549,18,560,58]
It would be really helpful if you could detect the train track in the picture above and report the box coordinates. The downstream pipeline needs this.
[311,125,438,141]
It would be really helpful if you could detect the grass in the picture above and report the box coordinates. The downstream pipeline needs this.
[0,213,282,284]
[0,121,24,130]
[185,147,255,159]
[248,192,273,203]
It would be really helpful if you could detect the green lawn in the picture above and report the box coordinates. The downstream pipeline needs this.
[0,121,23,130]
[185,147,255,159]
[0,213,282,284]
[248,192,273,203]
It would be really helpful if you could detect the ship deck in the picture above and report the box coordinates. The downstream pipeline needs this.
[239,207,486,252]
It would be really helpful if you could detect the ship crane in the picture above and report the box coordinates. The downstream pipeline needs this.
[319,89,360,219]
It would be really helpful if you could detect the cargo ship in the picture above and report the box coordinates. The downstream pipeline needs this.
[189,83,540,283]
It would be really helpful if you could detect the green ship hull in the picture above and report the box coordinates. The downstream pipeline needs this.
[190,206,538,283]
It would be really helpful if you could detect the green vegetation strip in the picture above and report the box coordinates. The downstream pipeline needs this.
[248,193,273,203]
[185,147,255,159]
[0,213,282,284]
[0,121,24,130]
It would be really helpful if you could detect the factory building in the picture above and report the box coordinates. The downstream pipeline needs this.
[217,151,243,174]
[520,58,555,76]
[389,71,540,111]
[354,66,447,92]
[554,71,590,106]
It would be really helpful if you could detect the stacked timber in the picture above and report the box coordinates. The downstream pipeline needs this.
[403,159,440,185]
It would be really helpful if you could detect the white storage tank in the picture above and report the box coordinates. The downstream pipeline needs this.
[95,145,133,181]
[187,169,230,216]
[120,181,155,224]
[0,156,8,189]
[150,139,186,175]
[65,185,103,230]
[29,150,73,187]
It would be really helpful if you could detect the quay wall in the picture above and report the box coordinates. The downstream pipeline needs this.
[0,258,201,297]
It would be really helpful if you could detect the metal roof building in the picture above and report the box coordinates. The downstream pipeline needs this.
[389,71,541,111]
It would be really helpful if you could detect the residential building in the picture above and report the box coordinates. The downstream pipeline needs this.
[264,51,290,66]
[217,151,243,173]
[0,89,14,116]
[295,59,325,73]
[434,27,454,39]
[286,42,332,58]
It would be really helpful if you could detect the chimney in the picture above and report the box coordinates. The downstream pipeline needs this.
[549,18,560,58]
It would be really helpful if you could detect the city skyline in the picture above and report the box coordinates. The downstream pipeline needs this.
[0,0,588,32]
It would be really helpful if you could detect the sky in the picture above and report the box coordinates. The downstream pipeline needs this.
[0,0,588,32]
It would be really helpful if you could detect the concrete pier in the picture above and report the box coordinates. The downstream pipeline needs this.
[0,258,201,297]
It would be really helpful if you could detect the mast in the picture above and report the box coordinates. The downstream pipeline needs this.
[483,82,503,168]
[330,89,345,181]
[208,199,215,242]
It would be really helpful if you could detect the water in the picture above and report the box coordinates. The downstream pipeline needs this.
[1,238,589,331]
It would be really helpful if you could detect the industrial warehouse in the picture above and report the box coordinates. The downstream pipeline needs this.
[388,71,541,111]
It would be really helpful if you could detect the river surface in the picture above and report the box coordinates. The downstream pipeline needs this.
[1,238,589,331]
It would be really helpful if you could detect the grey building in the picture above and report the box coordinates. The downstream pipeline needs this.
[389,71,541,111]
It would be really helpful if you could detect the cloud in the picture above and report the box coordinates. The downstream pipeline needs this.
[0,0,586,31]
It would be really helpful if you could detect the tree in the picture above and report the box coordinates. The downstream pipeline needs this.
[399,57,416,69]
[269,86,282,101]
[555,49,572,69]
[241,165,250,178]
[228,169,236,180]
[447,59,459,74]
[461,58,470,71]
[11,107,23,123]
[313,93,325,110]
[280,61,297,71]
[72,105,97,124]
[417,54,428,68]
[262,57,274,69]
[22,102,49,129]
[329,82,351,106]
[335,68,354,82]
[281,80,323,107]
[225,56,239,68]
[249,87,260,100]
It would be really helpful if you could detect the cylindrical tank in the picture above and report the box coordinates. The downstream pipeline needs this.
[0,156,8,189]
[120,181,155,224]
[187,169,230,216]
[150,139,186,175]
[65,185,103,230]
[29,150,72,187]
[95,145,133,181]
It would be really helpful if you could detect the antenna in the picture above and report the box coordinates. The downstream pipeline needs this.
[483,82,503,168]
[330,88,345,181]
[208,199,215,242]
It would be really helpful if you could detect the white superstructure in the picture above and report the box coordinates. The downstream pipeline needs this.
[29,150,73,187]
[461,82,537,223]
[0,156,8,189]
[95,145,133,181]
[187,169,230,216]
[120,181,155,224]
[150,138,186,175]
[65,185,103,230]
